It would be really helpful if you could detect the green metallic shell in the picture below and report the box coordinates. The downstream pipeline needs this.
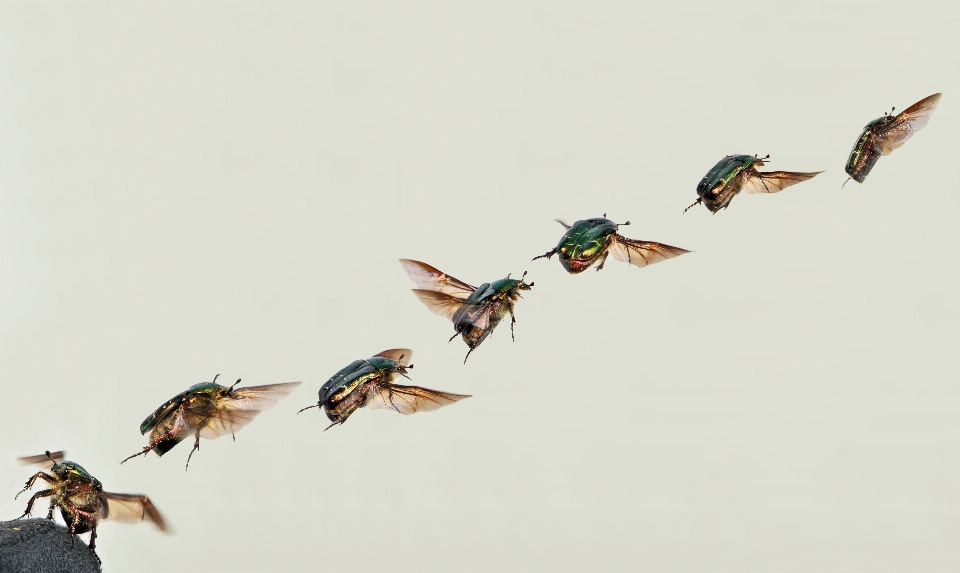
[318,357,397,423]
[50,460,103,534]
[696,155,758,212]
[845,117,886,183]
[139,382,227,435]
[554,218,617,273]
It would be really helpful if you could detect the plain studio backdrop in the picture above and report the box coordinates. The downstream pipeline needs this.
[1,2,958,572]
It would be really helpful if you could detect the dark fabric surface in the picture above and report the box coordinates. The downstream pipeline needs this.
[0,519,101,573]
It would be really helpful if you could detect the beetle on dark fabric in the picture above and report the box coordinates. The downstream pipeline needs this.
[15,451,167,564]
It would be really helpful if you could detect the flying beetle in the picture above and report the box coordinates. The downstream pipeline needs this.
[844,93,941,185]
[685,154,822,213]
[400,259,533,363]
[298,349,470,428]
[15,450,168,563]
[532,215,689,274]
[120,375,301,470]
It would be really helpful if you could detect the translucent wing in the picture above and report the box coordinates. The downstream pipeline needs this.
[373,349,413,366]
[878,93,941,155]
[608,237,690,268]
[365,383,471,415]
[101,492,169,532]
[18,451,65,466]
[196,382,302,440]
[741,171,822,194]
[399,259,477,296]
[410,289,491,328]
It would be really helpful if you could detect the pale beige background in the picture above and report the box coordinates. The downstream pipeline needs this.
[1,2,958,572]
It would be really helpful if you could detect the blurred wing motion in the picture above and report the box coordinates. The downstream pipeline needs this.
[742,171,822,194]
[101,492,169,532]
[410,290,491,328]
[374,348,413,366]
[400,259,477,297]
[18,451,65,466]
[197,382,302,440]
[609,238,690,268]
[366,384,471,415]
[878,93,941,155]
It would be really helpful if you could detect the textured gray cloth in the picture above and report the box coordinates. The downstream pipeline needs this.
[0,519,101,573]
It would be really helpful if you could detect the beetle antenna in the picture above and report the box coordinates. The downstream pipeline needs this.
[616,220,631,228]
[683,198,701,213]
[297,404,320,414]
[211,374,220,384]
[841,177,852,189]
[228,378,241,392]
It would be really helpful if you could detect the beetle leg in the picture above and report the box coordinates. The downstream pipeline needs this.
[120,444,156,464]
[184,431,201,471]
[532,248,557,261]
[121,416,189,464]
[508,305,517,342]
[88,527,101,564]
[595,250,609,272]
[15,472,57,499]
[68,511,81,548]
[683,198,702,213]
[16,488,56,519]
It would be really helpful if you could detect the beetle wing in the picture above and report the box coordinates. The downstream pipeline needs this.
[373,349,413,366]
[196,382,302,440]
[741,171,821,194]
[18,451,65,466]
[609,237,690,268]
[100,492,169,532]
[877,93,941,155]
[410,289,491,328]
[399,259,477,296]
[365,383,471,415]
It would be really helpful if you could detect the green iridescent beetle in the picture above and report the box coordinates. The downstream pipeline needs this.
[532,215,689,274]
[16,451,168,563]
[844,93,941,185]
[298,349,470,429]
[120,376,301,470]
[400,259,533,363]
[685,154,821,213]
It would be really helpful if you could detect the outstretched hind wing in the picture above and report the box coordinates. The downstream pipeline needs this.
[878,93,941,155]
[196,382,302,440]
[742,171,822,194]
[365,384,471,415]
[609,237,690,268]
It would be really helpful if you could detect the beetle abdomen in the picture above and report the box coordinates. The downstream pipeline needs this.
[845,130,881,183]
